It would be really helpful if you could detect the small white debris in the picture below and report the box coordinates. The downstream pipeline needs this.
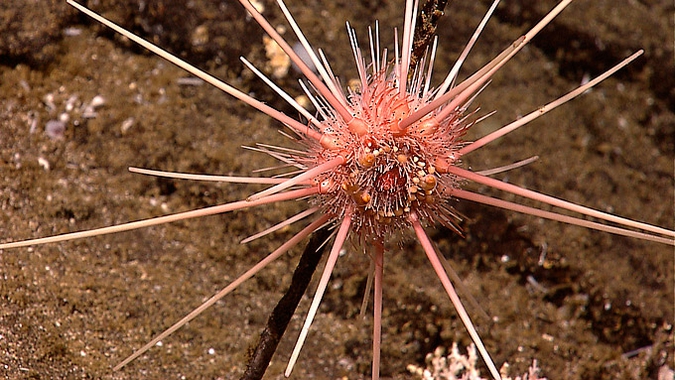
[13,152,21,169]
[264,35,291,79]
[37,157,50,171]
[43,93,56,110]
[19,80,30,91]
[45,120,66,140]
[63,27,82,36]
[250,0,264,14]
[65,95,78,112]
[28,112,39,133]
[83,95,106,118]
[537,243,548,266]
[155,341,163,347]
[176,77,204,86]
[207,348,216,355]
[294,95,311,110]
[526,275,548,293]
[617,116,628,130]
[337,357,355,371]
[191,24,209,47]
[90,95,106,108]
[120,117,135,134]
[347,78,361,92]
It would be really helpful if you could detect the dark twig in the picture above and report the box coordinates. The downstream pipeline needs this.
[240,226,332,380]
[410,0,451,74]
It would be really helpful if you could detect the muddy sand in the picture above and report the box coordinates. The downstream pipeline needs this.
[0,1,673,379]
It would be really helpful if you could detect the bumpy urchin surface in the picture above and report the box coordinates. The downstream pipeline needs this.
[300,66,468,240]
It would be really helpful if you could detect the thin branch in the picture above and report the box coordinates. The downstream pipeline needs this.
[240,225,333,380]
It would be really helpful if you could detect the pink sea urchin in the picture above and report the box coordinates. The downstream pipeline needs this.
[1,0,673,379]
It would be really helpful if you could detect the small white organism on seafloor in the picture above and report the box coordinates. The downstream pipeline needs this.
[407,343,546,380]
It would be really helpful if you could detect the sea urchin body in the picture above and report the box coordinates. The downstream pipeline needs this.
[301,66,467,240]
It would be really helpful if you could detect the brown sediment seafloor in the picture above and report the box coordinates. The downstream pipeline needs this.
[0,0,672,379]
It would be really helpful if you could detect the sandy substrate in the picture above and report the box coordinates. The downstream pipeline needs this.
[0,1,673,379]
